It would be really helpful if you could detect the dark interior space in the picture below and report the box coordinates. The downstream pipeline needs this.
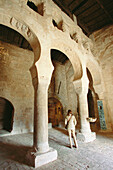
[0,97,14,132]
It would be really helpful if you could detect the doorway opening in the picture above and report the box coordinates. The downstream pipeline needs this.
[87,89,95,131]
[0,97,14,133]
[48,97,63,127]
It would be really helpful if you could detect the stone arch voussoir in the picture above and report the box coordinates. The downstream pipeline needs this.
[0,13,41,63]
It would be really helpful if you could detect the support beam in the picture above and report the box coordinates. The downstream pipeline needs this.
[72,0,88,14]
[53,0,90,35]
[95,0,113,23]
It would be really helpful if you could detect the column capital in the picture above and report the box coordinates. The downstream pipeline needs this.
[35,58,54,87]
[73,79,89,95]
[73,79,82,94]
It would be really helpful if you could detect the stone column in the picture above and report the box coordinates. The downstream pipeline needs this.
[73,66,96,142]
[27,49,57,168]
[79,91,91,134]
[33,78,50,153]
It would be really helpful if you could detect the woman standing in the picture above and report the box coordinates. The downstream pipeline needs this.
[65,110,78,148]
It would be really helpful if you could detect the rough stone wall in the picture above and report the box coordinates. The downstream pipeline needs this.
[48,61,68,118]
[91,25,113,130]
[0,41,78,132]
[0,41,34,134]
[48,60,78,119]
[64,60,78,116]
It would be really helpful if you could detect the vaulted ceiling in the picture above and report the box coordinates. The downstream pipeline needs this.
[53,0,113,35]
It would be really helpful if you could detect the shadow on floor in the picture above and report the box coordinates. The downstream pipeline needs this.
[53,127,68,136]
[49,127,70,148]
[0,141,32,166]
[49,137,70,148]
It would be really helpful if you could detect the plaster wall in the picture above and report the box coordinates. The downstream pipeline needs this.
[0,41,34,134]
[91,25,113,130]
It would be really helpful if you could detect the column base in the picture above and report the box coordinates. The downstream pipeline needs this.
[26,147,57,168]
[78,132,96,143]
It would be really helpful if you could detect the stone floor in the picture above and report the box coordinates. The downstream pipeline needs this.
[0,127,113,170]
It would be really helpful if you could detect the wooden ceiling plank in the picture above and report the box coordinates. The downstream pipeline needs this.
[95,0,113,23]
[53,0,91,35]
[77,17,90,35]
[72,0,88,13]
[85,13,106,25]
[68,0,76,7]
[81,8,102,20]
[89,21,110,33]
[88,18,110,28]
[76,2,97,17]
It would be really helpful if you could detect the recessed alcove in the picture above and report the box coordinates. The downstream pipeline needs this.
[0,97,14,134]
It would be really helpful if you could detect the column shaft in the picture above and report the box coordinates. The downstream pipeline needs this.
[79,92,91,133]
[34,82,49,153]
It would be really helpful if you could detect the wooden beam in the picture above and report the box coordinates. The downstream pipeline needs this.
[72,0,88,13]
[76,2,97,17]
[53,0,73,19]
[77,17,91,35]
[95,0,113,23]
[53,0,90,35]
[68,0,75,7]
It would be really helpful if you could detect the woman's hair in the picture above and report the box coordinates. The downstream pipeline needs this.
[67,109,72,116]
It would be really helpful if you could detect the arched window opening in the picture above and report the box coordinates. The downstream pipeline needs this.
[0,97,14,133]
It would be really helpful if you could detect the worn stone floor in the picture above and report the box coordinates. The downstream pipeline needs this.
[0,127,113,170]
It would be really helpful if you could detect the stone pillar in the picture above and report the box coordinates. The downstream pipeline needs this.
[79,91,91,134]
[33,78,50,152]
[27,49,57,168]
[73,66,96,142]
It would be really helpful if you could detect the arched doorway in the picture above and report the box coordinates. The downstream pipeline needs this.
[87,89,95,118]
[48,97,63,127]
[0,97,14,132]
[87,89,95,131]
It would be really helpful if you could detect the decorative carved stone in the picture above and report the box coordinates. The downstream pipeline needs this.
[10,17,31,37]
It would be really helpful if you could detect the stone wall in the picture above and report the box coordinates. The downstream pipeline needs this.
[64,60,78,116]
[0,41,78,132]
[48,61,68,119]
[49,60,78,119]
[0,41,34,134]
[91,25,113,130]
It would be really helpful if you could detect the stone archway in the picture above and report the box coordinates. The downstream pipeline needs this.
[0,10,41,134]
[51,42,83,81]
[0,97,14,133]
[49,49,79,121]
[48,97,63,127]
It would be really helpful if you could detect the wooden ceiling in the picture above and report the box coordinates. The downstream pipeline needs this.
[53,0,113,35]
